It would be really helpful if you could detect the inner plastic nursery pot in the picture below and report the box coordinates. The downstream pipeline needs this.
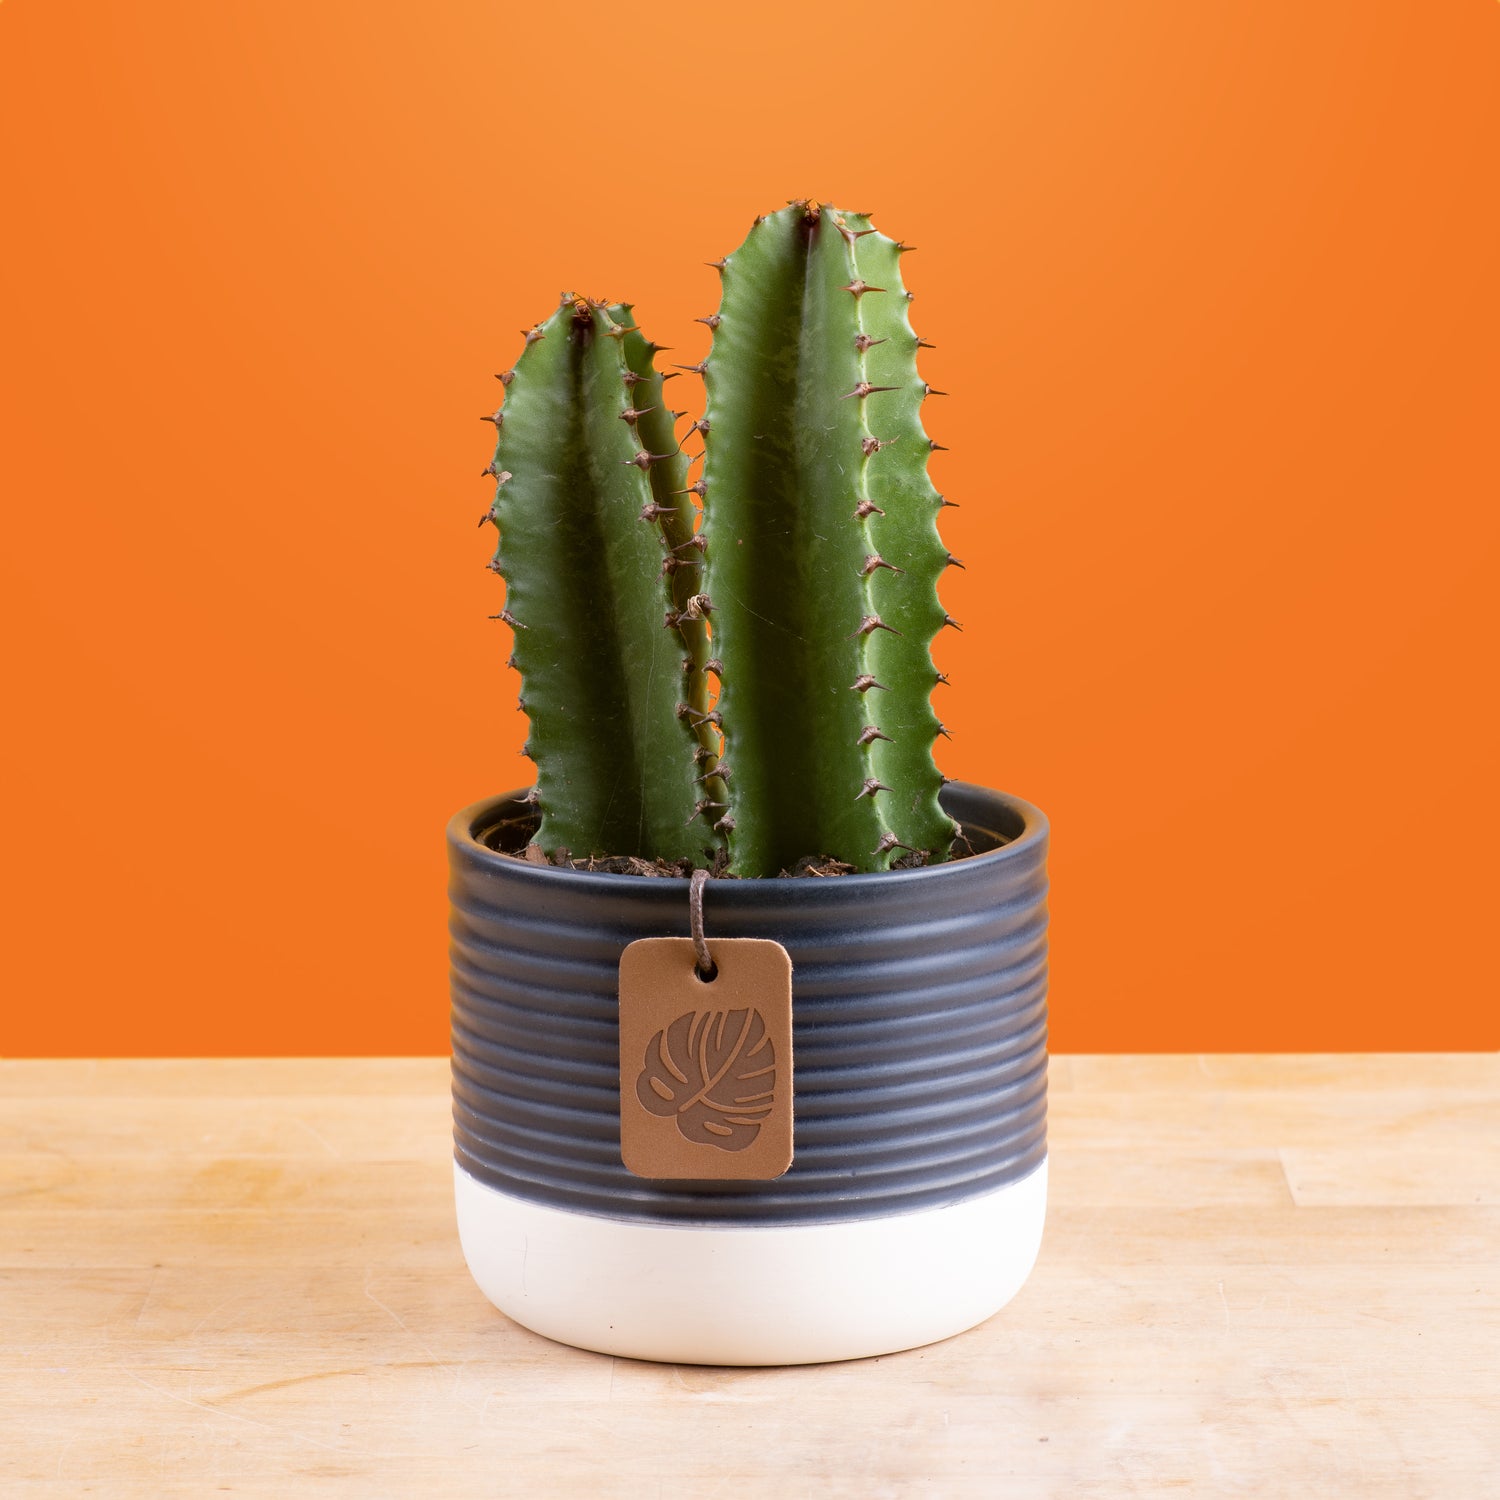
[448,780,1048,1366]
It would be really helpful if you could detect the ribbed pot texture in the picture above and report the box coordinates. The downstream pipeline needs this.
[448,782,1048,1226]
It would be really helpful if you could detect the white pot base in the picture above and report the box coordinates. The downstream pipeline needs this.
[454,1160,1048,1366]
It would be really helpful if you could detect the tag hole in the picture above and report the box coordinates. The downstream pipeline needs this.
[695,961,719,984]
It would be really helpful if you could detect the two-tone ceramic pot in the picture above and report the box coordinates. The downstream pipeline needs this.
[448,781,1048,1366]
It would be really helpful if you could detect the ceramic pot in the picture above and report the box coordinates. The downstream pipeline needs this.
[448,781,1048,1366]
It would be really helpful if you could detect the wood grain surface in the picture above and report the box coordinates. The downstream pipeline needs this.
[1,1055,1496,1497]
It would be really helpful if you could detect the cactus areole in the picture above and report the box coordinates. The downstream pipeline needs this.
[481,204,966,878]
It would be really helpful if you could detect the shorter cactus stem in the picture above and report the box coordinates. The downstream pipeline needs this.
[485,296,713,861]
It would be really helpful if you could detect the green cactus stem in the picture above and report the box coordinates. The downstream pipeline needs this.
[697,203,958,876]
[484,295,716,861]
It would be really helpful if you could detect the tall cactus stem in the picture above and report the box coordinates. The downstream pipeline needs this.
[696,201,955,874]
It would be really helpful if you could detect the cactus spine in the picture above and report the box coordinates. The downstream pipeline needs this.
[483,295,715,861]
[696,203,958,876]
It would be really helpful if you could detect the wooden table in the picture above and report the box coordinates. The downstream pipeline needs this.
[1,1055,1495,1497]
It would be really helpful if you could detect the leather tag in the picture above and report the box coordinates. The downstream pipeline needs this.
[618,937,793,1181]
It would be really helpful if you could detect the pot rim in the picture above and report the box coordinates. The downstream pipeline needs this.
[448,780,1047,896]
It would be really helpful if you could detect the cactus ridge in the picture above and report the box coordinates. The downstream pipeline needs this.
[696,202,957,876]
[838,214,960,863]
[484,295,712,861]
[613,316,726,818]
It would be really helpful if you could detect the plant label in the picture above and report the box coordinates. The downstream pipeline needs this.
[618,937,794,1181]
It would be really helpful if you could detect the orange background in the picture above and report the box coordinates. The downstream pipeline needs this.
[2,1,1496,1057]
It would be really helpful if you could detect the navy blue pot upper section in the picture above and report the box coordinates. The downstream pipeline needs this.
[449,782,1048,1226]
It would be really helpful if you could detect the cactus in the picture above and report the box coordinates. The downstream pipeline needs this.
[483,205,957,877]
[482,295,719,862]
[696,202,958,876]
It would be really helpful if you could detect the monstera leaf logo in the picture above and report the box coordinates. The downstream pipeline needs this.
[635,1008,776,1151]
